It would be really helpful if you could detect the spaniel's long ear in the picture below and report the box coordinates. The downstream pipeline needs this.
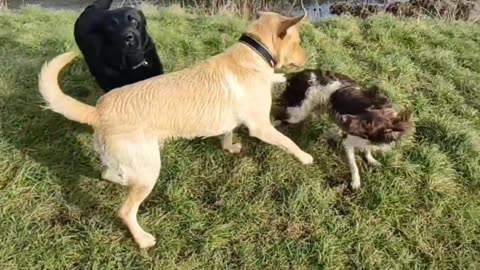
[392,108,413,136]
[337,113,370,139]
[384,130,403,141]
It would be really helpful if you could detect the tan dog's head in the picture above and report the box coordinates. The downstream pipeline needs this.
[246,11,307,69]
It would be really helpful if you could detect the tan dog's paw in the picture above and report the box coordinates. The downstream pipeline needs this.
[226,142,242,154]
[350,181,361,190]
[272,73,287,84]
[350,175,361,190]
[135,231,156,249]
[299,152,314,165]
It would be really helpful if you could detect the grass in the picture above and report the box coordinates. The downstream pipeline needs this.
[1,5,480,270]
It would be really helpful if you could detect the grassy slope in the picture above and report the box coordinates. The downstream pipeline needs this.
[1,5,480,270]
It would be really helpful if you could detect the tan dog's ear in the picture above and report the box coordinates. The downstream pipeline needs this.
[256,11,267,19]
[277,15,305,38]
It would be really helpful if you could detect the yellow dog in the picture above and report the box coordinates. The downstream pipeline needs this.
[39,10,311,248]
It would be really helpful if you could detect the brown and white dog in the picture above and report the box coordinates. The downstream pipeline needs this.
[276,69,412,190]
[38,11,312,248]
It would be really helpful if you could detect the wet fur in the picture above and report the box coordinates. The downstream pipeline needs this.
[39,12,310,249]
[277,69,412,189]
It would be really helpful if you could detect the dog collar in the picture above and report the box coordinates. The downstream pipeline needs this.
[239,34,276,68]
[132,59,149,70]
[130,36,153,70]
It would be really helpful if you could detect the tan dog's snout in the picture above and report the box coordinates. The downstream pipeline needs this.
[277,16,307,69]
[250,9,308,70]
[289,44,307,69]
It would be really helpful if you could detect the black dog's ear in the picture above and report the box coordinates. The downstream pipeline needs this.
[138,10,147,26]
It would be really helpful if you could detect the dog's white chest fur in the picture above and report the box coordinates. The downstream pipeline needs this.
[286,72,342,124]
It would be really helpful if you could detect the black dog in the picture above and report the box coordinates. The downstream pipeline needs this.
[74,0,164,92]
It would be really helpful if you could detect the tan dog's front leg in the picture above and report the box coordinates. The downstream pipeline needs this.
[221,132,242,154]
[249,124,313,164]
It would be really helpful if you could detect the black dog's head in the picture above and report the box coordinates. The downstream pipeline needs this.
[101,7,149,69]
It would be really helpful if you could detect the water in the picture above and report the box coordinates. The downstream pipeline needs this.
[7,0,91,10]
[292,0,407,21]
[6,0,406,21]
[6,0,156,10]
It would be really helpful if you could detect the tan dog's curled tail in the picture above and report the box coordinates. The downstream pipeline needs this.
[38,52,98,126]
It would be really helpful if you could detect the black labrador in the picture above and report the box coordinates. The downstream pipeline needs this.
[74,0,164,92]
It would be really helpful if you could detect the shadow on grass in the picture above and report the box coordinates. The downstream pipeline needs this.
[415,116,480,189]
[0,35,121,225]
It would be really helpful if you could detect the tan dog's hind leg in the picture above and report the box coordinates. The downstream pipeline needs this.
[248,123,313,164]
[221,132,242,153]
[119,182,157,249]
[102,166,128,186]
[110,138,161,249]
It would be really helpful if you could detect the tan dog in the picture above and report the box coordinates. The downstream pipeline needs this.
[38,11,312,248]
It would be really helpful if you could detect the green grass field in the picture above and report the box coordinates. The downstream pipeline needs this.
[1,5,480,269]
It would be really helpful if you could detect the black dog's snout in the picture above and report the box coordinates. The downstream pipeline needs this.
[124,33,134,41]
[124,32,135,46]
